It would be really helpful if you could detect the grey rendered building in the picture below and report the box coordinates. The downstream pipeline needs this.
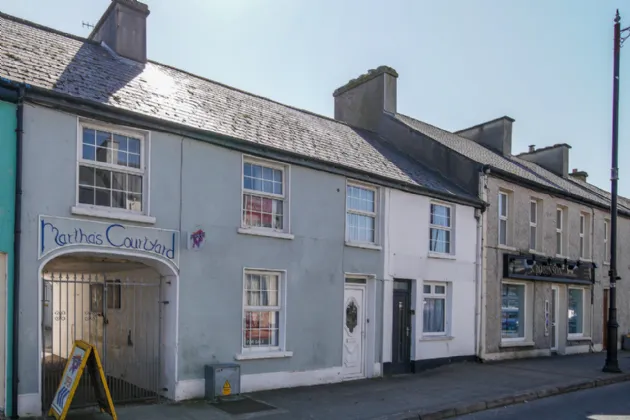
[0,1,483,417]
[332,66,630,361]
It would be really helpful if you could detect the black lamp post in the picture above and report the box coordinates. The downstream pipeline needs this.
[603,10,630,374]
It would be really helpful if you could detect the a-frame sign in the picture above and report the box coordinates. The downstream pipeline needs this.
[48,340,117,420]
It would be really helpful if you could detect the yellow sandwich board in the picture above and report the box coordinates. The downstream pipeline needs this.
[48,340,117,420]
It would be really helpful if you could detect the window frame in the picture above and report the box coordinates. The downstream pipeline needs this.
[422,282,448,336]
[241,268,287,354]
[567,287,586,338]
[529,199,538,251]
[89,279,122,313]
[240,155,291,234]
[498,192,509,246]
[429,202,453,255]
[556,207,565,257]
[500,280,529,343]
[578,212,591,260]
[345,180,379,245]
[604,220,610,263]
[76,119,150,216]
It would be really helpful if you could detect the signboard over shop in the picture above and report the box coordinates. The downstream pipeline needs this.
[503,253,595,285]
[39,215,180,267]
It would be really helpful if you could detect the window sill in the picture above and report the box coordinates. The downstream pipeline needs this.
[420,335,454,342]
[498,245,518,252]
[234,351,293,361]
[556,254,568,259]
[579,258,593,263]
[528,250,546,256]
[71,206,156,224]
[237,228,294,240]
[603,261,610,266]
[500,340,535,348]
[567,336,591,342]
[345,241,382,251]
[427,252,456,260]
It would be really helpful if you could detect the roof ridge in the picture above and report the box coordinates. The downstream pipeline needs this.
[150,59,353,128]
[0,11,97,46]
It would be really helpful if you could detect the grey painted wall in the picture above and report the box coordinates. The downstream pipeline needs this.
[17,104,385,395]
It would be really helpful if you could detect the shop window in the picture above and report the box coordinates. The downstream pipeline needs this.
[501,283,526,340]
[568,288,585,336]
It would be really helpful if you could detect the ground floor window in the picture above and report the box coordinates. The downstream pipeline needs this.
[568,287,584,336]
[243,270,284,350]
[501,282,526,339]
[423,282,447,334]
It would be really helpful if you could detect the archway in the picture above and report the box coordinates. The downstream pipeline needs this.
[38,250,178,411]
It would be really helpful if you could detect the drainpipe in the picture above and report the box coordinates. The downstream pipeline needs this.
[476,166,490,361]
[10,85,24,419]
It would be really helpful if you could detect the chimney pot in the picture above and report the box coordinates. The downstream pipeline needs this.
[529,145,535,153]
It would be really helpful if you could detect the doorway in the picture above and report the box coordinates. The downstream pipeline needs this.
[343,278,367,379]
[0,253,6,409]
[551,286,559,352]
[603,289,609,350]
[391,280,412,374]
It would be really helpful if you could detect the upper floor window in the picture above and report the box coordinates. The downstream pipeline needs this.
[346,183,377,243]
[556,207,565,256]
[579,212,591,259]
[242,158,287,232]
[604,220,610,263]
[78,125,145,212]
[429,203,452,254]
[498,192,510,246]
[529,200,538,251]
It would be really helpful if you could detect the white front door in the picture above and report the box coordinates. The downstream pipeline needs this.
[343,283,366,378]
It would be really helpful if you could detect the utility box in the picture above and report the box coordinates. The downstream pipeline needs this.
[205,363,241,400]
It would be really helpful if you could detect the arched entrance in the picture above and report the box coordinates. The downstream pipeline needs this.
[40,251,177,410]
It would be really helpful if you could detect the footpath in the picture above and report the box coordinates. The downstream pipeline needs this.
[60,352,630,420]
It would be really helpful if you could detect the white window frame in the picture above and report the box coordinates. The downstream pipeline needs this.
[422,282,449,336]
[579,212,591,260]
[240,155,291,235]
[604,220,610,263]
[556,207,565,257]
[500,280,531,344]
[529,199,538,251]
[498,192,509,246]
[240,268,288,356]
[345,181,379,245]
[75,119,151,220]
[429,202,453,255]
[567,287,586,338]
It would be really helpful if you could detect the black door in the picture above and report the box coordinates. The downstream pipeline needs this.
[391,280,412,374]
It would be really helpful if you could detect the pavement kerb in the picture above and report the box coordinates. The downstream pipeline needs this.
[403,373,630,420]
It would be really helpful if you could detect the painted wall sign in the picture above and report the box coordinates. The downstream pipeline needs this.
[503,253,595,285]
[39,215,179,267]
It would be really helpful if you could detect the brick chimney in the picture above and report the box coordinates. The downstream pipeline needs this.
[455,116,515,156]
[516,143,572,177]
[569,168,588,182]
[89,0,150,63]
[333,66,398,132]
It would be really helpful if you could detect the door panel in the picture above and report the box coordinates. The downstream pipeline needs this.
[551,288,558,351]
[391,280,411,374]
[343,285,366,378]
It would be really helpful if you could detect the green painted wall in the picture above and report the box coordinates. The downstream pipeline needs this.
[0,100,16,415]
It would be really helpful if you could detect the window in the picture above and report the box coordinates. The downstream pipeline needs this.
[556,207,565,256]
[78,125,145,212]
[501,283,525,339]
[243,270,284,351]
[499,192,509,246]
[423,283,447,334]
[604,220,610,263]
[346,183,377,243]
[579,213,591,259]
[242,159,286,231]
[568,288,584,336]
[429,204,452,253]
[529,200,538,251]
[89,280,122,313]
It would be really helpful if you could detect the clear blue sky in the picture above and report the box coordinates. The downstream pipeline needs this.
[2,0,629,195]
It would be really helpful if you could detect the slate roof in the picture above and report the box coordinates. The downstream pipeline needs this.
[394,113,629,211]
[0,13,476,203]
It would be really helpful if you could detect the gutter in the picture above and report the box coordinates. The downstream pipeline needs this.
[6,81,484,209]
[10,85,24,419]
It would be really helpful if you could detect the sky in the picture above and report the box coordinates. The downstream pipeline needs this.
[1,0,629,196]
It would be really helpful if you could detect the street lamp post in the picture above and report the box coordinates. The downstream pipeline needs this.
[603,10,630,374]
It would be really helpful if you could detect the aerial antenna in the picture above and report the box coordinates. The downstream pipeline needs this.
[82,21,95,30]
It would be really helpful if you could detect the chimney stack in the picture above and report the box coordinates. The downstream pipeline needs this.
[89,0,150,63]
[517,143,572,177]
[333,66,398,132]
[455,116,515,156]
[569,168,589,182]
[528,145,535,153]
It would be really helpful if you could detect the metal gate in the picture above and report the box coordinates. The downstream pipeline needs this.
[42,271,163,410]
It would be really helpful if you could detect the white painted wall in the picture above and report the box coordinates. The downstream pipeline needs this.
[383,189,477,362]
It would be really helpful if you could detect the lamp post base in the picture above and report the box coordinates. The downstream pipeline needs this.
[602,361,622,373]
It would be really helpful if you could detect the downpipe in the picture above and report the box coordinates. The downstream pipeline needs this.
[475,168,490,361]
